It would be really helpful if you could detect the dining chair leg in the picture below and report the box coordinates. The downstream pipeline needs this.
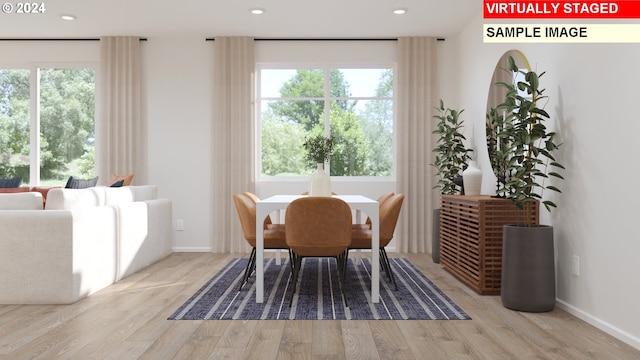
[379,248,389,276]
[380,248,398,290]
[289,254,303,306]
[239,247,257,291]
[338,250,349,307]
[288,249,295,273]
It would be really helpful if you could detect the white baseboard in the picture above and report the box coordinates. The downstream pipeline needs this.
[172,247,212,252]
[556,299,640,351]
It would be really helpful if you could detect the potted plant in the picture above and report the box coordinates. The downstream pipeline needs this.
[303,134,334,196]
[431,99,472,262]
[496,56,564,312]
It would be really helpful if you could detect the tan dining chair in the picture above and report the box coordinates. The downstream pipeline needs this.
[233,193,291,291]
[285,196,353,306]
[243,192,285,231]
[300,191,337,195]
[352,191,395,230]
[350,193,404,290]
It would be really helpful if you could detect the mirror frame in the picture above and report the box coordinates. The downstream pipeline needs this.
[485,50,531,192]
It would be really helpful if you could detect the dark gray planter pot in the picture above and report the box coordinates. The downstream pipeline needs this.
[501,224,555,312]
[432,208,440,263]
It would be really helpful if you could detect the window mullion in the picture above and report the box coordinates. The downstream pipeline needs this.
[323,68,331,171]
[29,67,41,185]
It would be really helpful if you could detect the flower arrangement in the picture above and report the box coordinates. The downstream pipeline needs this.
[303,134,334,164]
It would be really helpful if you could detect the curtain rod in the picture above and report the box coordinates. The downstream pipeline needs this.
[2,37,446,42]
[205,37,444,42]
[0,38,148,41]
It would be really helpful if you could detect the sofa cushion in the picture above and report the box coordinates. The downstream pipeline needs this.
[30,186,60,206]
[104,185,158,205]
[65,176,99,189]
[0,192,44,210]
[0,177,22,188]
[45,187,106,210]
[128,185,158,201]
[0,206,118,304]
[104,187,134,205]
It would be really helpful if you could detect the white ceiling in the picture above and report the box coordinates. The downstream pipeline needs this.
[0,0,480,39]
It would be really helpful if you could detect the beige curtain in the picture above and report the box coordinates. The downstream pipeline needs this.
[211,37,255,253]
[97,36,146,185]
[396,37,438,253]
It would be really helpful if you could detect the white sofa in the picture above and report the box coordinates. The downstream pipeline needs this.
[0,186,172,304]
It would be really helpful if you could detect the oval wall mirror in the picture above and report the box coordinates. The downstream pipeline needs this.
[485,49,530,194]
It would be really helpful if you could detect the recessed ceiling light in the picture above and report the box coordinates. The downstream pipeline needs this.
[60,14,76,21]
[250,8,265,15]
[393,8,407,15]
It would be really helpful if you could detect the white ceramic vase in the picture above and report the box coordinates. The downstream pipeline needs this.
[463,161,482,196]
[309,163,332,196]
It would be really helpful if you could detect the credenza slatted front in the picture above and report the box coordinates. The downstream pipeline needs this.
[439,195,538,295]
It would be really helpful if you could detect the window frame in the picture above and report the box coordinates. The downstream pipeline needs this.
[0,61,97,185]
[256,63,397,182]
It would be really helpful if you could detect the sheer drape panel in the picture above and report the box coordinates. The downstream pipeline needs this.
[396,37,438,253]
[97,37,145,185]
[211,37,255,253]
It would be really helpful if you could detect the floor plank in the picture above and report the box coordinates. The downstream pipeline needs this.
[0,252,638,360]
[342,320,380,360]
[277,319,313,360]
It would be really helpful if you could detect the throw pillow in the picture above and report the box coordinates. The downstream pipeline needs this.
[109,173,134,186]
[110,179,125,187]
[65,176,99,189]
[0,177,22,188]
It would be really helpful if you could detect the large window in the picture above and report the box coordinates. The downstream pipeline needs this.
[0,67,95,185]
[258,66,394,178]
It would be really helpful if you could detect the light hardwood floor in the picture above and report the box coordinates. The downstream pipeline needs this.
[1,252,638,360]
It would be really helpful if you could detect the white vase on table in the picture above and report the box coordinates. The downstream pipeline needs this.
[309,163,331,196]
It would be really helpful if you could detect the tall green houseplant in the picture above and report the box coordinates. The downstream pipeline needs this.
[431,99,472,263]
[496,56,565,312]
[496,56,564,225]
[432,100,472,195]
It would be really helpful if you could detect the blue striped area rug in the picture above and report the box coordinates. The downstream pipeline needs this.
[168,257,471,320]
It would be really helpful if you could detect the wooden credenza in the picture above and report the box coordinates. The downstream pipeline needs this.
[439,195,538,295]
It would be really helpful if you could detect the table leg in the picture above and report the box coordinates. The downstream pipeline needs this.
[354,209,362,266]
[255,208,266,303]
[370,208,380,303]
[270,210,284,265]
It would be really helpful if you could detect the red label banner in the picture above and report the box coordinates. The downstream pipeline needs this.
[484,1,640,18]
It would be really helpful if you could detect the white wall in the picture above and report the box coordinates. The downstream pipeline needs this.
[143,37,213,251]
[453,12,640,349]
[0,41,99,63]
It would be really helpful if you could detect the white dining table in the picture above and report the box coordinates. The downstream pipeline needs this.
[255,194,380,303]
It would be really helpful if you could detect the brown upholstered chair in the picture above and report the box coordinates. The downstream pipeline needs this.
[233,193,290,291]
[300,191,337,195]
[285,197,353,306]
[243,192,285,231]
[352,192,395,230]
[350,193,404,290]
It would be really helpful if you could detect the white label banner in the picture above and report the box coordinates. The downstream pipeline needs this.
[484,24,640,43]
